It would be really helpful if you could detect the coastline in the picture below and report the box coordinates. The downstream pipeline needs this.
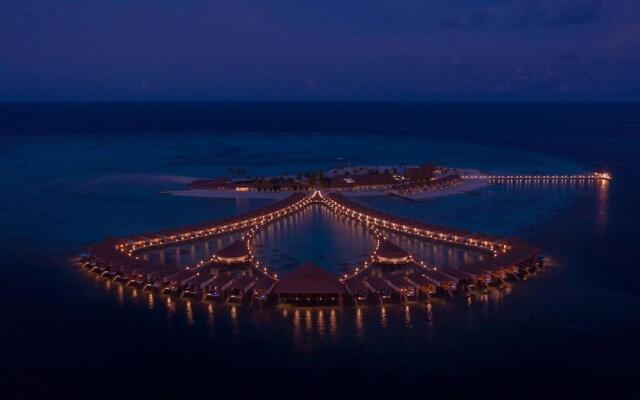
[162,179,491,200]
[386,179,491,201]
[162,167,492,200]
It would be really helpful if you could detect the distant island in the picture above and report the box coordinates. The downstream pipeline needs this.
[166,163,609,201]
[189,163,454,190]
[168,163,490,201]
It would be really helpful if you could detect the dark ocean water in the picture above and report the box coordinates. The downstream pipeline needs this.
[1,103,639,398]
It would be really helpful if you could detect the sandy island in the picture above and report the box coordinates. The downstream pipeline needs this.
[163,168,491,201]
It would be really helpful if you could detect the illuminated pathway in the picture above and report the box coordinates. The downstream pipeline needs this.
[461,172,611,181]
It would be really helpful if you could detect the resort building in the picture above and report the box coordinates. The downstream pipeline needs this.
[375,240,411,264]
[275,262,344,305]
[214,240,250,264]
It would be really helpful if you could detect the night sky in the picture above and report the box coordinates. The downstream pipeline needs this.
[1,1,639,101]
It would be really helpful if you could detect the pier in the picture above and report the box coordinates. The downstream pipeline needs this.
[461,172,611,181]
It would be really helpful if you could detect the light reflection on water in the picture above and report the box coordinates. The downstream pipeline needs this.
[597,179,609,235]
[117,284,124,306]
[387,231,485,268]
[380,306,388,329]
[358,178,609,238]
[89,272,524,354]
[252,203,491,274]
[166,296,176,317]
[139,232,243,269]
[253,204,375,274]
[186,301,194,325]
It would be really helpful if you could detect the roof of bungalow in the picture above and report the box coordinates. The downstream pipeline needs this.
[107,254,136,270]
[458,264,492,278]
[147,266,178,280]
[275,262,344,295]
[215,240,249,261]
[365,276,393,292]
[345,277,369,295]
[440,268,474,281]
[406,272,437,287]
[385,274,413,290]
[131,260,164,276]
[474,259,507,273]
[253,276,277,292]
[228,275,254,291]
[206,274,234,290]
[376,240,410,263]
[420,269,459,284]
[165,266,201,284]
[185,271,215,288]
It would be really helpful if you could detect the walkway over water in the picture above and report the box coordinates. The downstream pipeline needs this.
[461,172,611,181]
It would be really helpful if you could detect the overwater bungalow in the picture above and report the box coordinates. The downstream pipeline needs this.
[97,254,132,278]
[162,267,202,295]
[126,260,166,287]
[275,262,344,305]
[345,277,369,304]
[365,276,393,304]
[474,260,510,284]
[142,266,178,291]
[127,235,148,248]
[252,276,277,303]
[405,272,439,298]
[182,271,215,297]
[385,274,417,302]
[214,240,250,264]
[414,269,457,294]
[375,240,411,264]
[142,232,165,246]
[203,274,234,300]
[226,275,255,304]
[457,265,493,291]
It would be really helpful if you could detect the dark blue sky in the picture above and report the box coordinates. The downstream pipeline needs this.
[1,1,639,101]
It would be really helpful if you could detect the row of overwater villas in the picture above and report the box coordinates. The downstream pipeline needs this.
[119,193,310,252]
[82,190,542,305]
[324,192,512,253]
[81,238,542,306]
[344,255,543,305]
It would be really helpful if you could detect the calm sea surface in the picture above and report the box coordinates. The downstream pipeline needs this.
[1,103,639,398]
